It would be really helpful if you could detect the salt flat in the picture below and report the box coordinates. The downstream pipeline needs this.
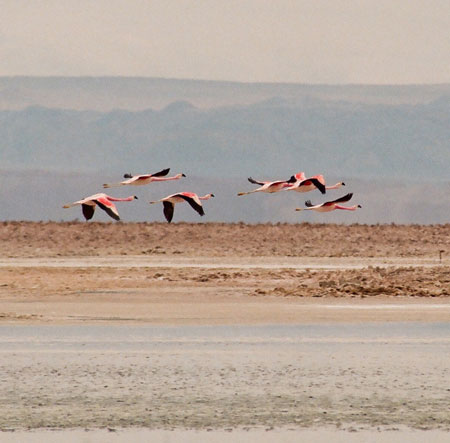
[0,323,449,433]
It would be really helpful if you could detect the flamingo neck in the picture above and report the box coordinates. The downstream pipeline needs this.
[335,204,358,211]
[152,175,181,181]
[326,182,343,190]
[107,196,135,202]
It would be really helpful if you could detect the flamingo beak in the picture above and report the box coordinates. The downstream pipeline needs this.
[342,182,346,186]
[357,204,362,208]
[134,196,138,199]
[211,194,215,197]
[182,173,186,177]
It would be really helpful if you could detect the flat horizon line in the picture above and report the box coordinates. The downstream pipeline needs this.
[1,75,449,88]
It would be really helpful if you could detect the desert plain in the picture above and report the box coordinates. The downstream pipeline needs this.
[0,221,449,439]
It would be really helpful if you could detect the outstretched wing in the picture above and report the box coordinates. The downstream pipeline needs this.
[248,177,265,186]
[308,178,326,194]
[81,204,95,220]
[151,168,170,177]
[162,201,175,223]
[324,193,353,206]
[179,194,205,216]
[94,198,121,221]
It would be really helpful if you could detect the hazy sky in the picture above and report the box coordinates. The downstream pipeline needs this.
[1,0,449,84]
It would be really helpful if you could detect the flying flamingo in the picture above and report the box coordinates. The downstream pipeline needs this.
[287,174,344,194]
[149,192,215,223]
[63,193,137,221]
[295,193,361,213]
[237,176,296,196]
[103,168,186,188]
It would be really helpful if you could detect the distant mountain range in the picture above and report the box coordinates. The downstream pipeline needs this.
[2,77,450,111]
[0,77,449,223]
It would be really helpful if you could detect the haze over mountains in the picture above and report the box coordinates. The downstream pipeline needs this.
[1,77,449,224]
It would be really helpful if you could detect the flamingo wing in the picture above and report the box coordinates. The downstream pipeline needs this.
[267,180,287,188]
[163,201,175,223]
[248,177,265,186]
[323,193,353,206]
[93,197,121,221]
[135,175,152,181]
[82,204,96,220]
[178,194,205,216]
[120,174,151,184]
[307,178,326,194]
[151,168,170,177]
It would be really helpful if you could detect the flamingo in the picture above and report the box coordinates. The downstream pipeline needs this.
[63,193,137,221]
[237,175,296,196]
[103,168,186,188]
[295,193,361,213]
[149,192,214,223]
[287,174,344,194]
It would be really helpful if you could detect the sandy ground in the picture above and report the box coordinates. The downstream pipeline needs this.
[0,222,449,436]
[0,260,449,324]
[0,221,449,324]
[3,428,450,443]
[1,221,448,258]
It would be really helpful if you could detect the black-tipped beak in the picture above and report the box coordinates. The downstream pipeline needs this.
[342,182,346,186]
[357,204,362,208]
[211,194,215,197]
[182,173,186,177]
[134,196,138,200]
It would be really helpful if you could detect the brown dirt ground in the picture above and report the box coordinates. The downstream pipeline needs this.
[0,222,449,324]
[0,221,448,258]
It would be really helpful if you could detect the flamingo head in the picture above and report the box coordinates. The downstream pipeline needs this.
[124,173,133,178]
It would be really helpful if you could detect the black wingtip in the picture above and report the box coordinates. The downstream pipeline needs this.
[309,178,326,194]
[152,168,171,177]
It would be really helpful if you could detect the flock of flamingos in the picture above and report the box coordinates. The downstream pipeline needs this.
[63,168,361,222]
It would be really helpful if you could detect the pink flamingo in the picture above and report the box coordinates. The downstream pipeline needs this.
[237,176,296,196]
[295,193,361,213]
[287,173,344,194]
[63,193,137,221]
[103,168,185,188]
[149,192,214,223]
